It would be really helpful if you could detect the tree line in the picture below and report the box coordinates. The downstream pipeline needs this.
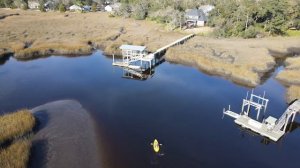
[115,0,300,37]
[1,0,299,37]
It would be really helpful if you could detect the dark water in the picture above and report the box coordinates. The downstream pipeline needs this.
[0,51,299,168]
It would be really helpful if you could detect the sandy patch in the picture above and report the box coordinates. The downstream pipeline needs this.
[30,100,101,168]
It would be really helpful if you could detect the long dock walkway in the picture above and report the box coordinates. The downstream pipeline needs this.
[152,34,195,57]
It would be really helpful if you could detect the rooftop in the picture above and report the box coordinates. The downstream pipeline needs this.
[120,45,146,51]
[186,9,207,21]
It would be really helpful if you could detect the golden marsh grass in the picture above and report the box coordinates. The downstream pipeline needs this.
[0,139,31,168]
[0,109,35,144]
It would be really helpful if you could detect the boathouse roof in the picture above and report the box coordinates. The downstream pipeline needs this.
[120,45,146,51]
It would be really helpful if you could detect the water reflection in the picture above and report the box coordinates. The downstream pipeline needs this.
[116,57,165,81]
[122,68,155,81]
[0,54,11,65]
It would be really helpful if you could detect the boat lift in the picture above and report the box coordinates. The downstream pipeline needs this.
[223,90,300,141]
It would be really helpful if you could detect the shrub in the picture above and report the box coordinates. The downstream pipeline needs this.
[39,1,46,12]
[21,2,28,10]
[91,2,97,12]
[243,26,258,38]
[132,1,148,20]
[59,3,66,13]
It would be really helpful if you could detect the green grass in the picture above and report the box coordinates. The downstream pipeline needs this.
[287,30,300,37]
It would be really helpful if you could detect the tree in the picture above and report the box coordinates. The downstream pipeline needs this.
[256,0,289,35]
[59,3,66,12]
[39,0,46,12]
[132,0,149,20]
[91,2,97,12]
[2,0,14,8]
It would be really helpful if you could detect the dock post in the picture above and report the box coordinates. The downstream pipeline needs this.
[113,54,115,63]
[292,113,296,123]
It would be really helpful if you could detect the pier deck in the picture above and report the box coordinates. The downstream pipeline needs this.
[235,115,285,141]
[223,91,300,142]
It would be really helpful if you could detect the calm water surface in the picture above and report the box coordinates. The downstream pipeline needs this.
[0,51,299,168]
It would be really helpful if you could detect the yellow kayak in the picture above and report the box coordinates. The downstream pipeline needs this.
[152,139,160,153]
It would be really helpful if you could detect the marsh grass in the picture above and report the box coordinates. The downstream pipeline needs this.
[166,48,260,87]
[0,109,35,144]
[14,42,93,59]
[0,139,31,168]
[0,110,35,168]
[0,9,182,59]
[276,70,300,85]
[285,57,300,70]
[287,86,300,103]
[276,56,300,86]
[164,37,279,87]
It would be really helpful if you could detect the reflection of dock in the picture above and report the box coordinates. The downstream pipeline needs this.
[122,68,155,81]
[223,91,300,142]
[112,34,195,71]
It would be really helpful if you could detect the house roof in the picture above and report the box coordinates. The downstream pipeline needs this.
[186,9,207,21]
[120,45,146,51]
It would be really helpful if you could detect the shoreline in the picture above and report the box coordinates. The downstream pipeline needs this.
[1,9,300,102]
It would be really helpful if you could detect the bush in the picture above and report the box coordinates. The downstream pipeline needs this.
[243,26,258,38]
[132,1,148,20]
[91,2,97,12]
[2,0,14,8]
[59,3,66,12]
[21,2,28,10]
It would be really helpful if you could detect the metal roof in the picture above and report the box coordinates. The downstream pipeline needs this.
[186,9,207,21]
[120,45,146,51]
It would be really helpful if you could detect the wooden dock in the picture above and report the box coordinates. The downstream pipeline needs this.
[152,34,195,57]
[223,91,300,142]
[112,34,195,71]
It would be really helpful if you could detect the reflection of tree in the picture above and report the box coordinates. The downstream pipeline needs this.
[0,55,11,66]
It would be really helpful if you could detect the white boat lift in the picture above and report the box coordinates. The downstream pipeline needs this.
[112,34,195,71]
[223,90,300,142]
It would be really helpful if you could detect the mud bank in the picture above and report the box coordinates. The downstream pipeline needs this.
[30,100,101,168]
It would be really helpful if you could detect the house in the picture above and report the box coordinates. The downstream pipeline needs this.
[185,9,207,27]
[69,5,82,11]
[28,1,39,9]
